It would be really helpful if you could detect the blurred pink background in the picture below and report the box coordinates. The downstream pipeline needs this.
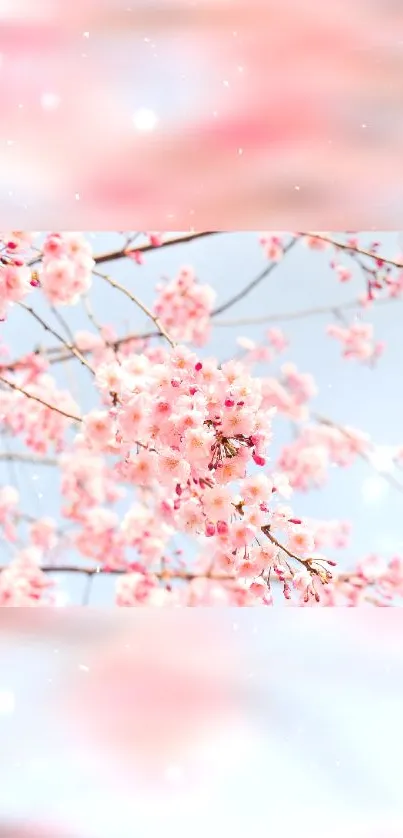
[1,611,403,838]
[2,1,403,227]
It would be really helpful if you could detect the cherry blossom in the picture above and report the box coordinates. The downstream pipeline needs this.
[40,233,95,305]
[154,266,216,345]
[0,231,402,606]
[327,321,385,364]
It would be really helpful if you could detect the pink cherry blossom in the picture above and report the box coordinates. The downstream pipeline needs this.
[327,321,383,364]
[0,263,33,319]
[40,233,94,305]
[154,266,216,345]
[0,230,401,607]
[287,527,315,557]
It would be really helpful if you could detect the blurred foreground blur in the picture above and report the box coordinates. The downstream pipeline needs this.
[1,611,403,837]
[2,0,403,226]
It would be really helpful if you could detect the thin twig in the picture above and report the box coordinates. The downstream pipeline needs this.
[261,526,308,569]
[0,375,82,423]
[82,293,104,338]
[0,452,58,466]
[214,294,397,327]
[95,269,176,348]
[49,305,75,345]
[212,237,298,316]
[18,302,95,374]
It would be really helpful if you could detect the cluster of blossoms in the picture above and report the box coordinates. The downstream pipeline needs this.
[327,321,385,364]
[0,230,402,606]
[278,424,370,490]
[0,546,55,606]
[306,554,403,606]
[1,371,79,454]
[259,233,285,262]
[63,345,340,603]
[0,231,37,320]
[39,232,95,305]
[0,483,59,605]
[306,518,351,551]
[0,485,19,543]
[0,230,96,321]
[153,266,216,345]
[237,328,288,366]
[260,363,317,421]
[302,232,403,306]
[60,450,123,517]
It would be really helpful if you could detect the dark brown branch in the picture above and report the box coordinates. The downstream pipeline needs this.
[94,231,221,265]
[28,231,221,268]
[301,232,403,269]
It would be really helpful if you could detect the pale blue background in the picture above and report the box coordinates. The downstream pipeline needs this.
[1,232,403,603]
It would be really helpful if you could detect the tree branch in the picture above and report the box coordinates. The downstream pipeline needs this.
[0,563,239,581]
[6,236,297,368]
[211,237,298,317]
[214,294,397,327]
[49,304,75,345]
[18,302,95,374]
[301,233,403,269]
[94,269,176,348]
[95,231,221,265]
[0,375,82,423]
[0,452,58,466]
[28,231,221,268]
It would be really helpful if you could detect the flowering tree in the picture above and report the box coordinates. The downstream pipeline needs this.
[1,230,402,606]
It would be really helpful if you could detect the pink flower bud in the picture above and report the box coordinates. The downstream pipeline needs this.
[149,234,162,247]
[217,521,228,535]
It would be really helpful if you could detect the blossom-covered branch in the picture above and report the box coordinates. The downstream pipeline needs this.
[302,232,403,269]
[1,230,402,607]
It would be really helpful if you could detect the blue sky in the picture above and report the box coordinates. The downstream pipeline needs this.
[1,231,403,604]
